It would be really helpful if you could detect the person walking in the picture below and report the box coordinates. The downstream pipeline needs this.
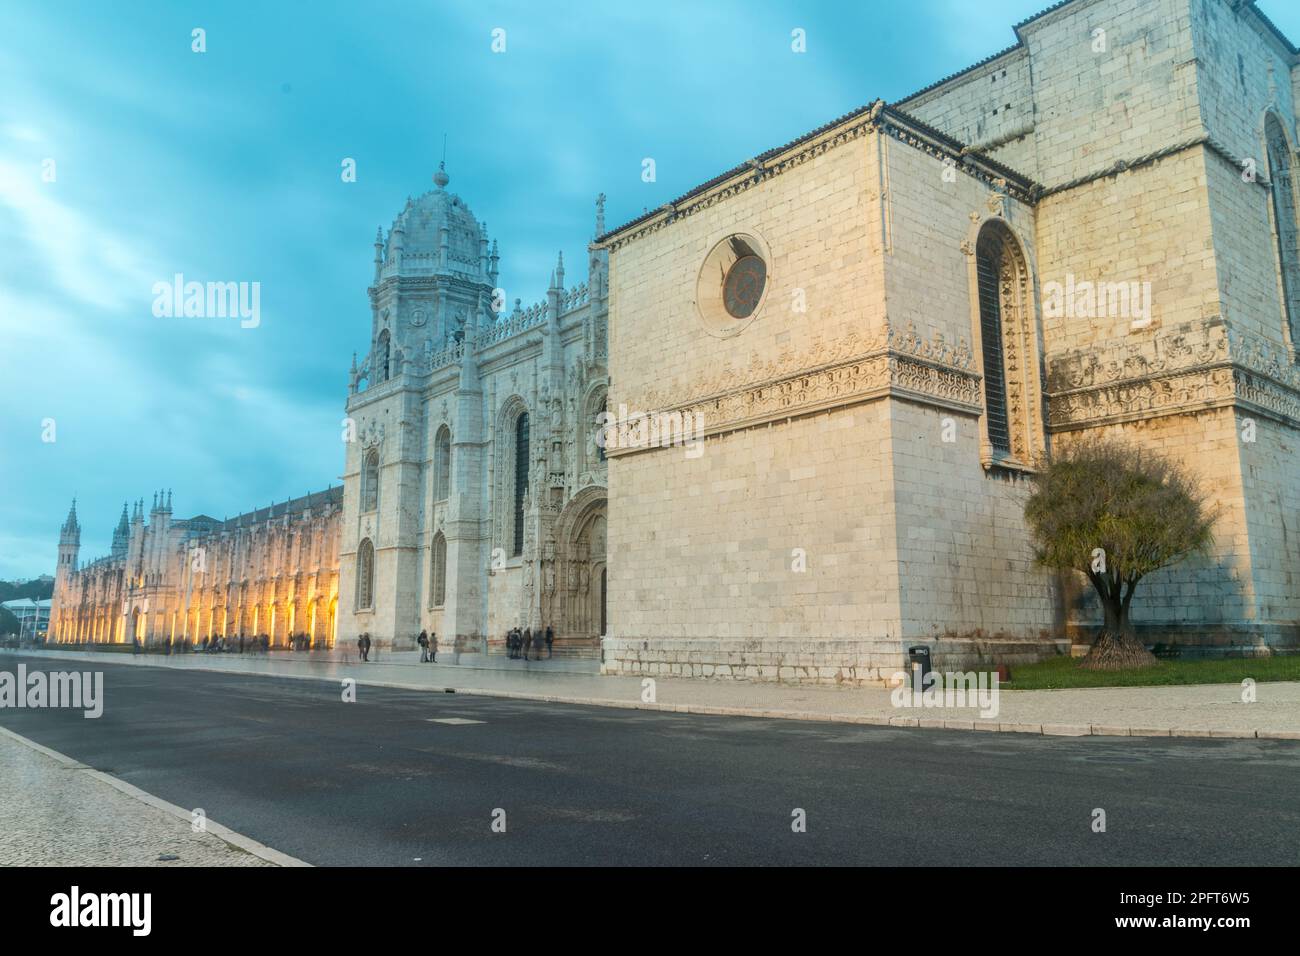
[508,628,517,659]
[239,633,245,654]
[522,627,532,661]
[418,629,429,662]
[428,630,437,663]
[545,625,554,659]
[362,633,371,662]
[356,634,365,662]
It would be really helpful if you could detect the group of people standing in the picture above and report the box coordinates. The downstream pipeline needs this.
[505,625,554,660]
[417,630,437,662]
[133,633,274,655]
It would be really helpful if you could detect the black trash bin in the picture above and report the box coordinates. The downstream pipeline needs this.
[907,645,932,689]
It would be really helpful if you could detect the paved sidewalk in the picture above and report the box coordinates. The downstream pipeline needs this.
[5,647,1299,740]
[0,727,288,866]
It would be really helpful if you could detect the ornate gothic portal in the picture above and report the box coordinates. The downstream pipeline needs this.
[549,489,607,653]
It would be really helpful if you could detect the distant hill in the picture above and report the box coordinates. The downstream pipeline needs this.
[0,576,55,603]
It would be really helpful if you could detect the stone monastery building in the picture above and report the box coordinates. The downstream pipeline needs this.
[51,0,1300,683]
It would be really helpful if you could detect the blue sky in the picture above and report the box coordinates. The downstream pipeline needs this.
[2,0,1298,579]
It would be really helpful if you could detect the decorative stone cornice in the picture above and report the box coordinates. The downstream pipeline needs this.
[1045,320,1300,430]
[607,322,982,452]
[596,103,1039,254]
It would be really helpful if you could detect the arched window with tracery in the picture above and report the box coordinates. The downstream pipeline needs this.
[513,413,530,556]
[376,329,391,382]
[973,220,1043,467]
[356,538,375,610]
[433,426,451,501]
[1266,114,1300,350]
[430,532,446,607]
[361,449,379,512]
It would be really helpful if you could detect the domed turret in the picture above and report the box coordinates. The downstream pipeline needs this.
[377,162,486,281]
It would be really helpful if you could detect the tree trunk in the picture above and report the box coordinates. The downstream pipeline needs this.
[1080,581,1159,671]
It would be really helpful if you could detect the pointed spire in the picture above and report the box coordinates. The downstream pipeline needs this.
[61,497,79,533]
[111,502,130,557]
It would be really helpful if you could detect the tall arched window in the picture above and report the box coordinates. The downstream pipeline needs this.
[1266,114,1300,348]
[973,220,1043,466]
[513,412,530,556]
[433,426,451,501]
[361,449,379,512]
[376,329,391,382]
[976,231,1012,456]
[430,532,447,607]
[356,538,374,610]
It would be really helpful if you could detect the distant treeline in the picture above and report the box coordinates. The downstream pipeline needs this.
[0,577,54,635]
[0,576,55,603]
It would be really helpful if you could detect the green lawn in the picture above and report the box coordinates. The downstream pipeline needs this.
[1003,653,1300,689]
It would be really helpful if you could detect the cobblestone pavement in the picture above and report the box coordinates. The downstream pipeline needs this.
[6,647,1298,738]
[0,731,278,867]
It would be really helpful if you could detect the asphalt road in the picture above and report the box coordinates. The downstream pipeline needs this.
[2,653,1298,866]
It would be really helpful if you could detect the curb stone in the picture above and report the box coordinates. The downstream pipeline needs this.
[1043,723,1091,736]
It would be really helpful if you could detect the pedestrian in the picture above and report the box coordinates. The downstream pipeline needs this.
[545,625,554,659]
[429,630,437,663]
[522,627,532,661]
[362,633,371,662]
[506,629,515,659]
[201,635,209,652]
[357,634,365,662]
[239,633,245,654]
[418,629,429,662]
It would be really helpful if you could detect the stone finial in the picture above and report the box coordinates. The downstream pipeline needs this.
[433,161,449,189]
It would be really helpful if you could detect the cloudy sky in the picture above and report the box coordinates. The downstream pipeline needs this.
[2,0,1297,579]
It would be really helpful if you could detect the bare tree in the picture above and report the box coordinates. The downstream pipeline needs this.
[1024,438,1216,670]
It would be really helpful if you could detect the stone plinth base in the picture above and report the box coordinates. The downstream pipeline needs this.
[600,636,908,686]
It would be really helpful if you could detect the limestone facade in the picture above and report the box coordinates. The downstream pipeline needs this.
[336,166,609,656]
[597,0,1300,682]
[48,0,1300,682]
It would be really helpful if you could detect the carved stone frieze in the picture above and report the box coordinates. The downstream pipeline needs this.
[1045,320,1300,430]
[608,322,982,450]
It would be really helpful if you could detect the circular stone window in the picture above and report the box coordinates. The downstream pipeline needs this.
[695,233,770,336]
